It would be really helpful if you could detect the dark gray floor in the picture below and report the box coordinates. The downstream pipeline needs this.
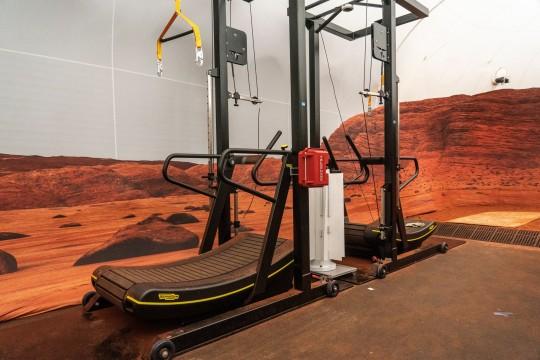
[185,242,540,360]
[0,241,538,360]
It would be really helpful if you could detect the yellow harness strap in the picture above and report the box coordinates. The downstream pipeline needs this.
[156,0,203,76]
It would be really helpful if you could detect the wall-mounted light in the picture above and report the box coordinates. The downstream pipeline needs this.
[492,68,510,85]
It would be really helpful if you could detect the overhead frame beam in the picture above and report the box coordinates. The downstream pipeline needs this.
[212,0,232,245]
[311,1,381,20]
[349,12,421,39]
[306,0,428,41]
[396,0,429,18]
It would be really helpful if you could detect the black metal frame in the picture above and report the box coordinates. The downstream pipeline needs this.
[145,1,444,359]
[145,5,324,358]
[306,0,428,41]
[306,0,440,261]
[152,281,347,356]
[212,0,232,245]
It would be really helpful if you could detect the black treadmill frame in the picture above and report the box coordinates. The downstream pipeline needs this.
[144,2,329,357]
[306,0,443,261]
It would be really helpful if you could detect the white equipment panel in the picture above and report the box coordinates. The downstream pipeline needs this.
[309,172,345,272]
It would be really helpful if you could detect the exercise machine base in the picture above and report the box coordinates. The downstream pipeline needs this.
[146,280,353,359]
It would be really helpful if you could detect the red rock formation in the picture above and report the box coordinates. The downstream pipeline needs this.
[1,88,537,215]
[0,232,29,241]
[0,160,201,211]
[0,154,194,177]
[74,215,199,265]
[165,213,200,225]
[327,88,540,216]
[0,250,17,275]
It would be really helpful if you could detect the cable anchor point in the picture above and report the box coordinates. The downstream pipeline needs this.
[156,60,164,77]
[195,47,204,66]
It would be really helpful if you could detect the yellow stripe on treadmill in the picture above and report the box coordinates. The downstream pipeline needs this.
[401,223,438,242]
[125,259,295,306]
[373,224,438,242]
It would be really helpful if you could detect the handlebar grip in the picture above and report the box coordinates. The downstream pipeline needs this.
[219,148,290,203]
[399,156,419,190]
[162,153,220,198]
[251,130,283,186]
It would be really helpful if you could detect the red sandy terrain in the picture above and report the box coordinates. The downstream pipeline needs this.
[0,88,539,321]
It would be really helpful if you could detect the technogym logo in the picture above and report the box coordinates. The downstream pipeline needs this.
[158,293,180,301]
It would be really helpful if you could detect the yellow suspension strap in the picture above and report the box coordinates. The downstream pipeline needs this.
[156,0,203,76]
[378,64,385,106]
[364,64,384,116]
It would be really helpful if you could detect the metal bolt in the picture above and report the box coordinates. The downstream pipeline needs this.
[160,349,169,359]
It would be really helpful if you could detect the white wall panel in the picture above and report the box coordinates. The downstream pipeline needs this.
[0,0,112,66]
[229,100,291,149]
[113,70,207,161]
[0,50,115,157]
[1,0,539,160]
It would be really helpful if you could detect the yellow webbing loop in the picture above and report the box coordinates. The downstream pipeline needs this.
[175,0,202,49]
[156,0,203,76]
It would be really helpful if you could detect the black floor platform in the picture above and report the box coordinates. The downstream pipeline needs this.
[92,233,294,319]
[0,241,538,360]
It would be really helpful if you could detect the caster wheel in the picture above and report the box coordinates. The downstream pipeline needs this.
[81,291,96,307]
[150,339,175,360]
[439,242,449,254]
[376,264,387,279]
[325,281,339,297]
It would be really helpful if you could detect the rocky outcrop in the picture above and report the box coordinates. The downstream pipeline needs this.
[1,88,538,214]
[328,88,540,214]
[0,232,29,241]
[185,204,210,212]
[165,213,200,225]
[59,223,82,228]
[0,160,198,211]
[0,250,17,275]
[74,216,199,266]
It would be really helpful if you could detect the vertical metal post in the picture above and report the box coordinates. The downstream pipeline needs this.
[308,21,320,148]
[207,73,215,208]
[250,158,291,300]
[288,0,311,291]
[213,0,232,244]
[382,0,399,262]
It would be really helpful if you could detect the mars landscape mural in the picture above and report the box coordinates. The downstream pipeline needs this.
[0,88,539,321]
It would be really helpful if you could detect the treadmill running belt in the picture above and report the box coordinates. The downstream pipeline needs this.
[90,233,294,319]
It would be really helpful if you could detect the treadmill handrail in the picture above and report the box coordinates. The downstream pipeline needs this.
[219,148,291,203]
[399,156,419,190]
[163,153,221,198]
[322,136,370,185]
[251,130,283,187]
[344,134,371,184]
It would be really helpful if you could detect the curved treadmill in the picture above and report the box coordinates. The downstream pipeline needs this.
[91,233,294,320]
[322,135,437,258]
[345,220,437,256]
[87,145,294,320]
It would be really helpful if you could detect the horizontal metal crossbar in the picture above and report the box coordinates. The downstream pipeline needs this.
[306,0,429,41]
